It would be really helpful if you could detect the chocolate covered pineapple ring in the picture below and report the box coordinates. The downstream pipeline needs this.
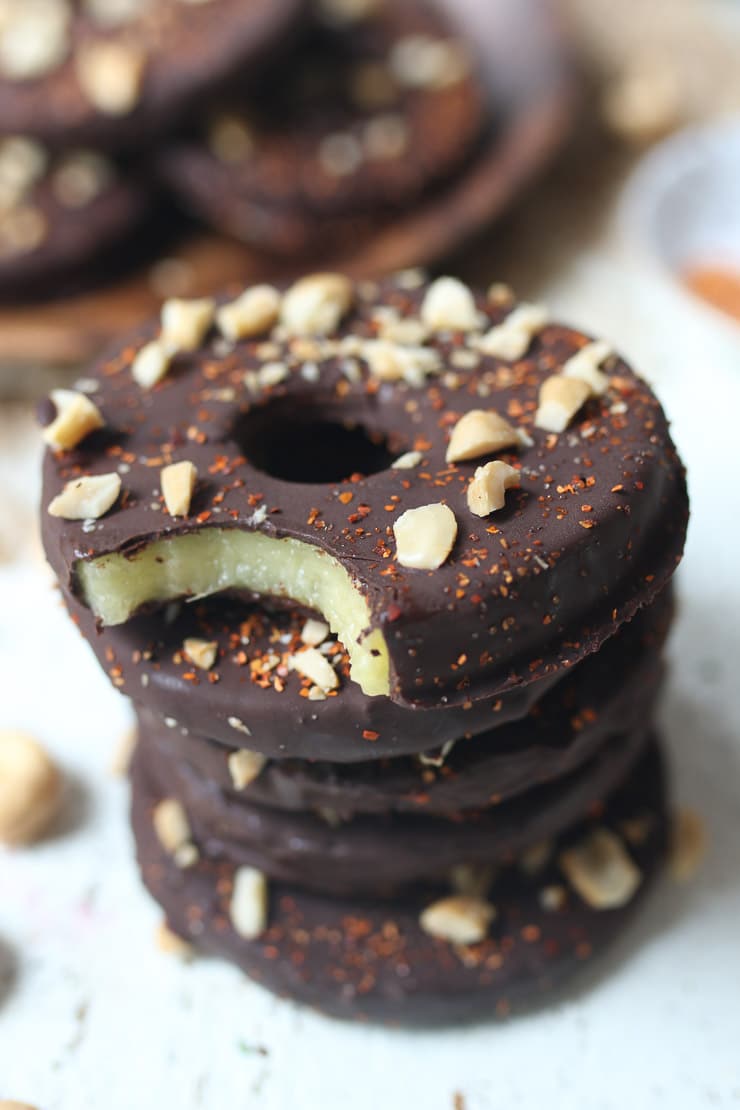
[135,716,653,897]
[66,590,562,761]
[132,737,669,1024]
[133,585,671,807]
[41,272,688,708]
[0,139,148,299]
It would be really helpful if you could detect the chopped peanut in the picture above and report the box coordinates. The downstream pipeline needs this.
[535,375,591,433]
[562,340,613,397]
[216,284,281,341]
[467,461,520,517]
[161,460,197,518]
[227,749,266,790]
[132,340,171,389]
[478,304,548,360]
[75,41,145,115]
[393,503,457,570]
[230,866,268,939]
[161,297,215,353]
[559,828,641,909]
[281,273,354,336]
[420,895,496,944]
[183,638,218,671]
[289,647,339,692]
[47,473,121,520]
[446,409,520,463]
[42,389,105,451]
[420,276,479,332]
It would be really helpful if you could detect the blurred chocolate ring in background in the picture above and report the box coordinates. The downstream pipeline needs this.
[0,0,577,379]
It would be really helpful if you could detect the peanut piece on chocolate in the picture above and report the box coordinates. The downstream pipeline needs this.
[0,204,47,255]
[669,808,707,882]
[446,409,520,463]
[161,297,215,353]
[42,389,105,451]
[230,866,268,939]
[0,137,47,205]
[156,922,194,961]
[562,340,613,397]
[216,284,281,341]
[539,885,567,911]
[228,749,266,791]
[256,362,288,388]
[318,131,363,177]
[420,895,496,945]
[161,460,197,518]
[377,313,428,346]
[535,375,591,433]
[478,304,548,360]
[289,647,339,692]
[487,281,514,306]
[467,461,520,517]
[281,273,354,336]
[0,2,70,80]
[47,472,121,520]
[390,35,470,91]
[559,828,641,909]
[362,339,440,385]
[0,729,62,846]
[391,450,422,470]
[394,503,457,570]
[75,40,145,115]
[420,276,479,332]
[301,618,329,646]
[110,727,137,778]
[183,637,218,671]
[52,151,112,208]
[153,798,197,868]
[84,0,152,27]
[132,340,171,389]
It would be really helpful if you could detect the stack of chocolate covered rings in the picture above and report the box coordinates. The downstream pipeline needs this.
[40,272,688,1024]
[0,0,488,301]
[0,0,306,299]
[160,0,489,258]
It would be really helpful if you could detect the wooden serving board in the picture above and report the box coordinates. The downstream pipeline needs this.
[0,0,576,375]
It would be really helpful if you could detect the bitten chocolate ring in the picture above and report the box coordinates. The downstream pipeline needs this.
[133,585,671,806]
[41,272,688,710]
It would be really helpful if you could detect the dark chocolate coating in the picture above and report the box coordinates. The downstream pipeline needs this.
[0,0,307,153]
[0,157,149,299]
[160,0,486,254]
[132,738,668,1025]
[134,719,652,897]
[65,585,565,762]
[132,586,672,802]
[42,276,688,710]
